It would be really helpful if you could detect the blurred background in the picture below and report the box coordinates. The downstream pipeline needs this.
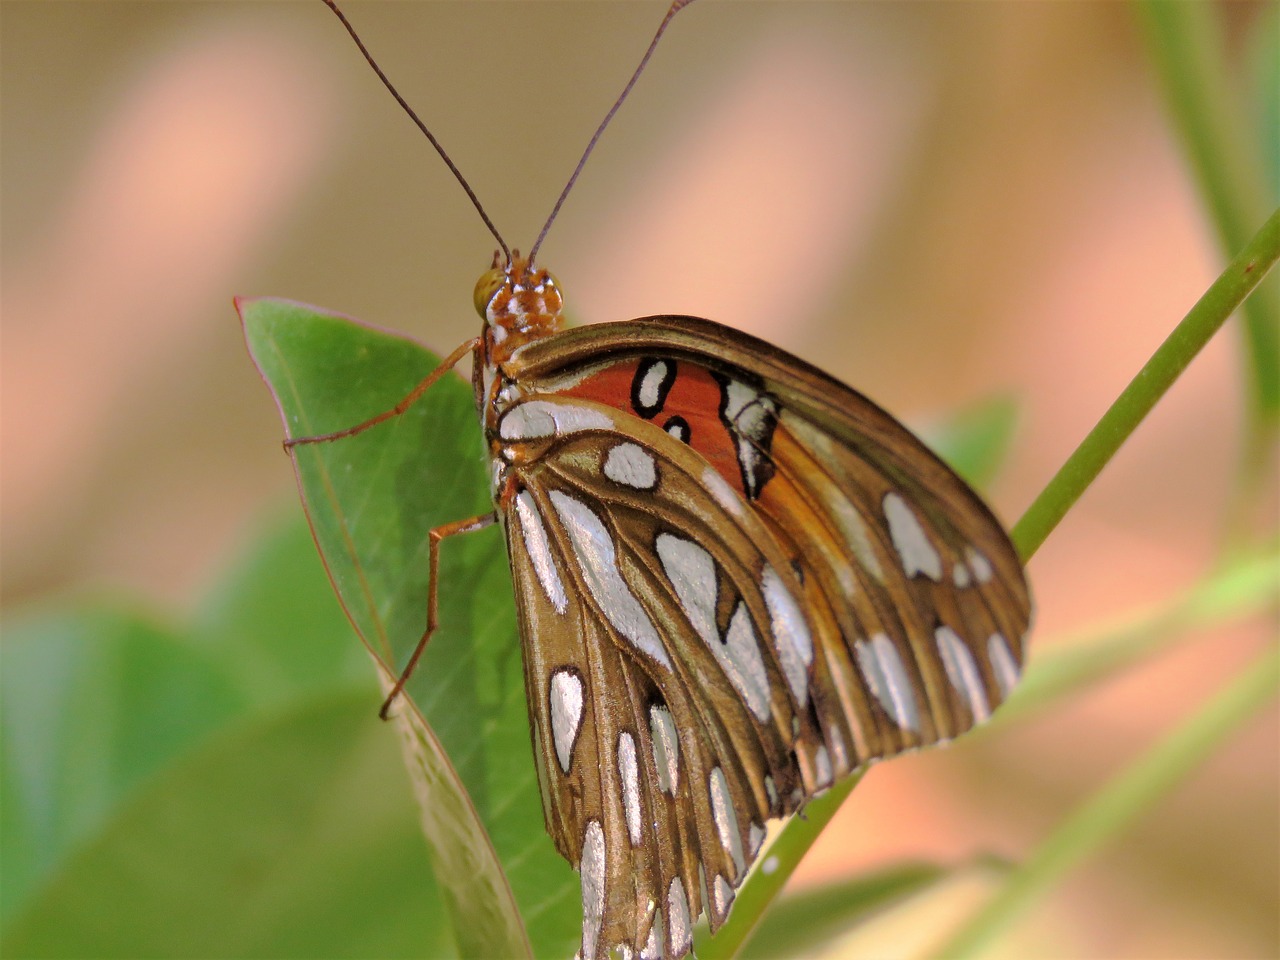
[2,1,1276,957]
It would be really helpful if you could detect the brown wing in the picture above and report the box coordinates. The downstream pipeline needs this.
[497,316,1032,958]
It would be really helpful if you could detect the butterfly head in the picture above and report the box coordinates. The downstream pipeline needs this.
[474,251,565,356]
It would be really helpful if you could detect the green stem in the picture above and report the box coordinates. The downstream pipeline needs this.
[696,775,861,960]
[1135,0,1280,419]
[928,646,1280,960]
[1011,206,1280,559]
[1134,1,1280,548]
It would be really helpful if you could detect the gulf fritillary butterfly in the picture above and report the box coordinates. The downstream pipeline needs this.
[297,2,1033,957]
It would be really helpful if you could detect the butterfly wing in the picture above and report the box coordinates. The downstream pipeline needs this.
[495,316,1032,957]
[503,405,818,958]
[505,316,1031,754]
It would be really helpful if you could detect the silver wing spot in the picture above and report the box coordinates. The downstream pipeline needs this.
[987,633,1020,697]
[709,766,746,876]
[966,546,994,584]
[516,491,568,614]
[655,533,771,721]
[580,820,606,959]
[854,634,921,732]
[761,565,812,705]
[666,877,692,957]
[935,626,991,722]
[883,491,943,581]
[603,442,658,490]
[549,669,585,772]
[618,731,643,845]
[649,704,680,794]
[550,491,671,669]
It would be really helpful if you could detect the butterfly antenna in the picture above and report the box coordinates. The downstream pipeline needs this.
[321,0,511,263]
[528,0,696,264]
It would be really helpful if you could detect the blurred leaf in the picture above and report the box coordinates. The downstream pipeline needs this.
[192,510,373,708]
[920,395,1020,493]
[811,860,1011,960]
[1,693,449,959]
[736,862,952,959]
[0,604,242,927]
[1252,5,1279,221]
[931,646,1280,960]
[1135,0,1280,457]
[995,547,1279,725]
[241,298,578,958]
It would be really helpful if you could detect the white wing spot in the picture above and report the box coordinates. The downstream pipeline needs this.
[618,731,642,846]
[722,380,778,498]
[580,821,606,959]
[935,626,991,722]
[655,533,717,644]
[703,466,744,517]
[749,821,766,857]
[761,565,813,705]
[988,633,1021,697]
[649,705,680,794]
[640,911,662,960]
[966,546,994,584]
[883,492,943,581]
[815,745,833,788]
[549,670,584,773]
[637,360,670,411]
[709,767,746,876]
[499,400,613,440]
[515,491,567,614]
[827,723,849,771]
[656,532,771,720]
[855,634,921,732]
[550,491,671,669]
[604,443,657,490]
[713,874,735,921]
[953,562,972,588]
[722,602,772,721]
[667,877,692,957]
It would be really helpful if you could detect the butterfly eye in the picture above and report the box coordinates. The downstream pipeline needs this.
[473,268,508,319]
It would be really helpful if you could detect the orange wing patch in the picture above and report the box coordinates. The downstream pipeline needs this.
[557,358,749,497]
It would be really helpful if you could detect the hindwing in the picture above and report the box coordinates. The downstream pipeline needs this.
[504,406,815,958]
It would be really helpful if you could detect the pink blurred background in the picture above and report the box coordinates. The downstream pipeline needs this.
[2,2,1275,956]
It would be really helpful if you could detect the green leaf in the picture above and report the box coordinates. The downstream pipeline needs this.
[0,604,243,928]
[2,693,449,959]
[920,395,1020,493]
[192,510,373,708]
[736,861,953,959]
[240,298,579,958]
[930,646,1280,959]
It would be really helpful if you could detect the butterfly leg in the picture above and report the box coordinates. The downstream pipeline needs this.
[285,336,481,448]
[379,511,498,720]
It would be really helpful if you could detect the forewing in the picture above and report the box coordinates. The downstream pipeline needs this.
[505,317,1032,769]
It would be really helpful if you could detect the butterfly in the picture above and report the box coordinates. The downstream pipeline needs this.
[296,2,1034,958]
